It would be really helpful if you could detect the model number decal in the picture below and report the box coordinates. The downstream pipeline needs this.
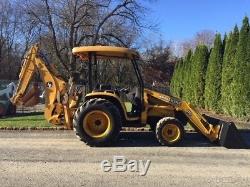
[159,95,181,106]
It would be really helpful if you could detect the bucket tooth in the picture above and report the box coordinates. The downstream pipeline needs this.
[219,122,247,149]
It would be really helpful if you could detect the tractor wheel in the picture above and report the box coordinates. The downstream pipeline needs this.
[156,117,184,146]
[73,98,122,147]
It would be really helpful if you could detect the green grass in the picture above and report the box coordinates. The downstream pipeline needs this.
[0,114,51,128]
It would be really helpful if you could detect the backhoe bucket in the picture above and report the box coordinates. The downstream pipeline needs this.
[218,122,247,149]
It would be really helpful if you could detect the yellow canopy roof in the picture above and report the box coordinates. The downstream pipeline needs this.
[72,46,139,59]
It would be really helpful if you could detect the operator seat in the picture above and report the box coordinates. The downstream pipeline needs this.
[129,87,142,116]
[94,84,112,91]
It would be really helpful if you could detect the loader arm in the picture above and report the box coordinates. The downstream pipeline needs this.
[177,101,245,148]
[11,45,75,129]
[144,89,246,148]
[177,101,220,142]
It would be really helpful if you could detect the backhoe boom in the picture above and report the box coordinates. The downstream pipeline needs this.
[12,45,76,129]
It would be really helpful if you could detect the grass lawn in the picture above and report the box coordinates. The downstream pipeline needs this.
[0,113,52,128]
[0,104,248,129]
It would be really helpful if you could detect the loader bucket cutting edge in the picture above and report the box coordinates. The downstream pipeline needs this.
[218,122,247,149]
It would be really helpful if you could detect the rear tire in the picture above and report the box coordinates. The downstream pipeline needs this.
[73,98,122,147]
[156,117,184,146]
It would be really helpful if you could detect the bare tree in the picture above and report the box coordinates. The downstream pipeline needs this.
[0,0,22,80]
[179,39,195,57]
[20,0,150,77]
[194,30,215,47]
[142,39,177,86]
[179,30,215,57]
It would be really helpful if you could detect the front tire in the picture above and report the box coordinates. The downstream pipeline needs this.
[156,117,184,146]
[73,98,122,147]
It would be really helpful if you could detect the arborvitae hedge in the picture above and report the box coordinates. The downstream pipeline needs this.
[171,16,250,118]
[221,26,239,114]
[171,45,209,108]
[182,50,192,102]
[231,17,250,117]
[190,45,209,107]
[170,59,182,97]
[204,34,223,112]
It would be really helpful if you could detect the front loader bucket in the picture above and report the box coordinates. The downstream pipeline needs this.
[219,122,247,149]
[202,114,247,149]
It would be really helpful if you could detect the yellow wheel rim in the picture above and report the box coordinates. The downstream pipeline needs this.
[162,124,181,143]
[83,110,111,138]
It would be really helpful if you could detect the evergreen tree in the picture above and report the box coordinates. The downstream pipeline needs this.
[231,16,250,117]
[177,59,185,98]
[170,59,182,97]
[221,26,239,114]
[190,45,209,107]
[170,64,177,95]
[204,34,223,111]
[182,50,193,101]
[246,29,250,117]
[222,33,227,54]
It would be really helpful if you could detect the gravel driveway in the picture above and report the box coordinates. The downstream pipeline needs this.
[0,130,250,187]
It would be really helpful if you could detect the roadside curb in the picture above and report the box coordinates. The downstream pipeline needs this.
[0,127,67,130]
[0,126,198,132]
[0,127,151,131]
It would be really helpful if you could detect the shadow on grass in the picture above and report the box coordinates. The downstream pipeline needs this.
[14,112,44,117]
[0,119,44,122]
[0,112,44,119]
[113,130,250,149]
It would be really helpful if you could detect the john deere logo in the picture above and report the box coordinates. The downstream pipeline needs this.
[46,82,53,88]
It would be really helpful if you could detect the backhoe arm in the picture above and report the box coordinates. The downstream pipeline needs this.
[11,44,76,129]
[12,47,37,106]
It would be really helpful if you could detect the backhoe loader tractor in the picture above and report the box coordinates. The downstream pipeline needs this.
[11,44,246,148]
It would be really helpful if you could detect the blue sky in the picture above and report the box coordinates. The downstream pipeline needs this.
[145,0,250,42]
